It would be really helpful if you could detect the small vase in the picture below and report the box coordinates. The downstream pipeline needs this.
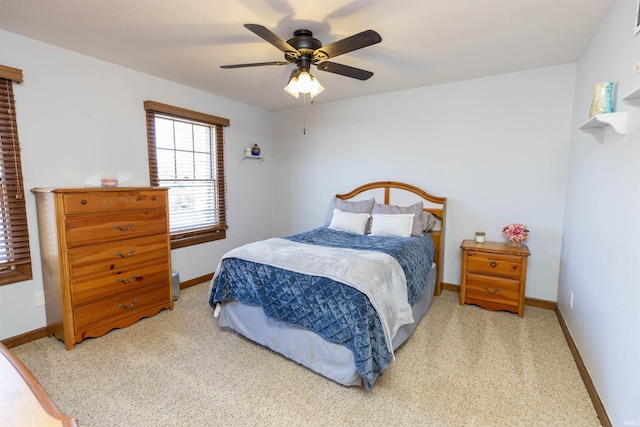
[589,82,614,118]
[508,240,521,248]
[251,144,261,156]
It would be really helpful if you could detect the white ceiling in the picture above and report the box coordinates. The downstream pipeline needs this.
[0,0,615,111]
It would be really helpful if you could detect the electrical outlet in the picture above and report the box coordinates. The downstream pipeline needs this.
[570,291,574,309]
[35,291,45,306]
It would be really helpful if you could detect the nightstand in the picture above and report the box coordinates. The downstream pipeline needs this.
[459,240,530,317]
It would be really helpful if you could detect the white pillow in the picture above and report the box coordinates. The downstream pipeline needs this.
[371,201,424,236]
[325,197,375,226]
[328,208,370,235]
[369,213,415,237]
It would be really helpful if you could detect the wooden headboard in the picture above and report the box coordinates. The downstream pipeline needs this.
[335,181,447,296]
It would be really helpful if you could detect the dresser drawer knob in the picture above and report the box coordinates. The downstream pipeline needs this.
[489,260,497,268]
[114,223,134,232]
[482,285,502,294]
[118,298,139,310]
[82,199,87,205]
[152,196,157,201]
[116,274,137,284]
[115,249,136,258]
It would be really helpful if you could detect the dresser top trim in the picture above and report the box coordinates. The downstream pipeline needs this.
[31,187,168,194]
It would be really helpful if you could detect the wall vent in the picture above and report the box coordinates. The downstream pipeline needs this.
[636,0,640,35]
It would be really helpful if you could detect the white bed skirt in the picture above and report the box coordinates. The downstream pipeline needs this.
[217,263,437,387]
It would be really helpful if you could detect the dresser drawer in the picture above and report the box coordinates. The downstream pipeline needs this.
[69,234,169,279]
[63,190,166,214]
[66,210,167,248]
[71,261,170,306]
[466,251,522,278]
[73,284,170,338]
[465,273,520,306]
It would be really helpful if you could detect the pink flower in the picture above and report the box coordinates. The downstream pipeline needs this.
[502,223,529,242]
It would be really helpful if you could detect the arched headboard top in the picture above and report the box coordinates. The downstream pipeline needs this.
[335,181,447,296]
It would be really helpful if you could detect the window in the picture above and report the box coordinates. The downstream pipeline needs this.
[0,65,32,285]
[144,101,229,249]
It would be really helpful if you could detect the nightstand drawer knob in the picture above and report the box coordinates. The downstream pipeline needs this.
[490,260,497,268]
[482,285,502,294]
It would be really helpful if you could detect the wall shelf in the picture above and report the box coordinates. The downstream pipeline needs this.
[240,155,264,164]
[578,112,627,135]
[622,86,640,101]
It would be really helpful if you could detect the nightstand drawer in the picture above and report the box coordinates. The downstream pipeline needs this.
[465,274,520,306]
[466,251,522,278]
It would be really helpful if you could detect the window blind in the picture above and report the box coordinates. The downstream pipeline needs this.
[0,65,32,285]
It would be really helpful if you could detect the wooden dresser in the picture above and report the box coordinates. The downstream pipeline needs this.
[459,239,530,317]
[32,187,173,350]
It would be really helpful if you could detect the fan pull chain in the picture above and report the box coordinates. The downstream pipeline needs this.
[303,93,307,135]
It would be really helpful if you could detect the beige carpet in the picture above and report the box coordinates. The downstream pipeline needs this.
[11,283,600,427]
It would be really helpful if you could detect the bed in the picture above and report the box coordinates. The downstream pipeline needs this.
[209,181,447,389]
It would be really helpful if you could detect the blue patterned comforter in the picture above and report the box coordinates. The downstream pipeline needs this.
[210,227,434,389]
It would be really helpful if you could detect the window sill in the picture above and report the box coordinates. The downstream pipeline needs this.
[170,229,227,249]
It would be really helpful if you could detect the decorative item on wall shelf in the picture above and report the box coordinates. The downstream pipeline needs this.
[589,81,614,118]
[251,144,261,156]
[502,223,529,247]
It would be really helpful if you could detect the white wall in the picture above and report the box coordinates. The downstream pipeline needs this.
[560,1,640,425]
[0,30,275,340]
[271,64,576,302]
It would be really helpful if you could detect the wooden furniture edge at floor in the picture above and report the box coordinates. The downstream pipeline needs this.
[31,187,173,350]
[0,342,78,426]
[336,180,447,296]
[459,239,530,317]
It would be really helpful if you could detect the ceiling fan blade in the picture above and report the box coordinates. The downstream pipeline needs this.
[220,61,290,69]
[314,30,381,60]
[244,24,299,54]
[316,61,374,80]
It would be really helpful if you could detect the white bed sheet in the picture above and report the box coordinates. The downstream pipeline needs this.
[217,262,437,387]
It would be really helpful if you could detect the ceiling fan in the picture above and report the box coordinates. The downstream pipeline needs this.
[221,24,382,98]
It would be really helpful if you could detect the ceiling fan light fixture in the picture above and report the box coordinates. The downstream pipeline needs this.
[284,75,301,98]
[308,75,325,98]
[284,70,324,99]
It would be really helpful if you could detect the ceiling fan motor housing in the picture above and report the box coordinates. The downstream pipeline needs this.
[286,30,326,64]
[288,30,322,52]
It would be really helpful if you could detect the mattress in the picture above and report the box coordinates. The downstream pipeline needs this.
[217,262,437,387]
